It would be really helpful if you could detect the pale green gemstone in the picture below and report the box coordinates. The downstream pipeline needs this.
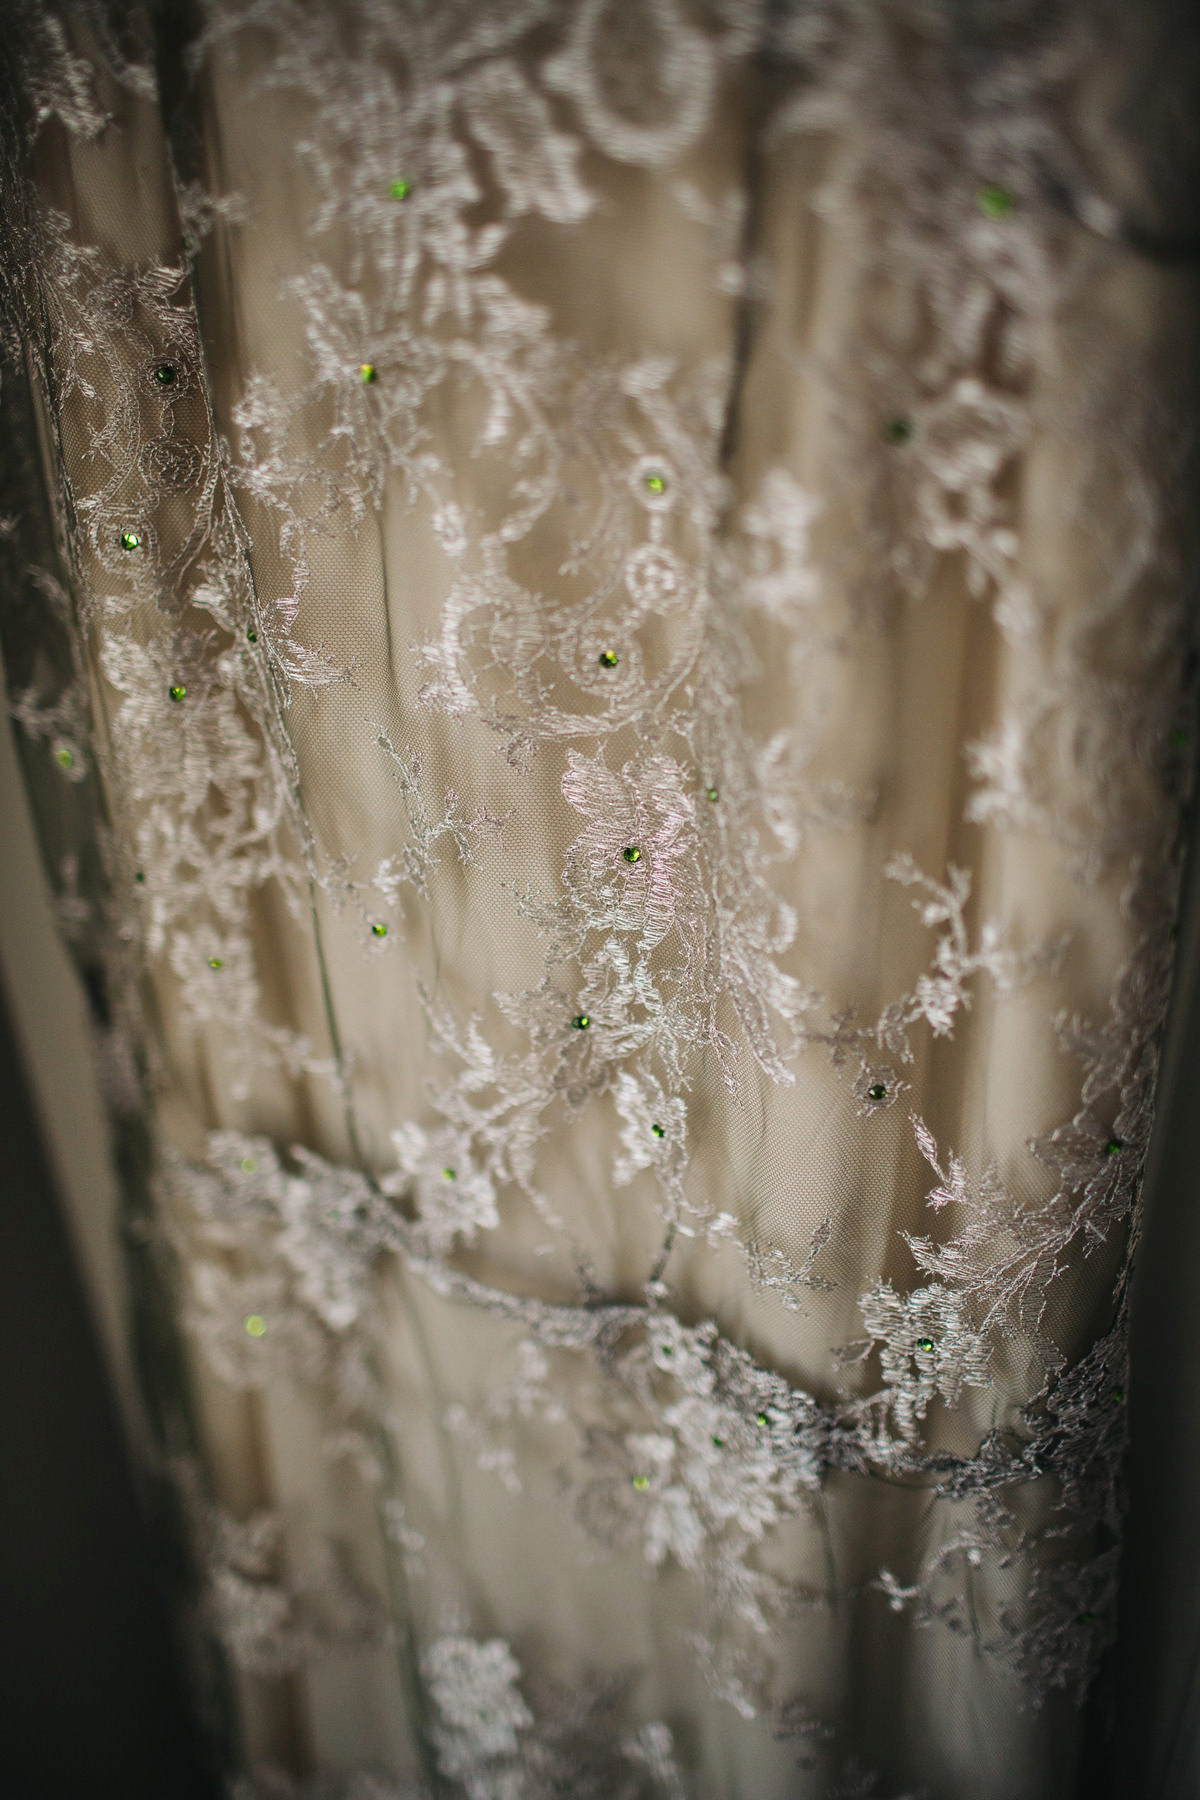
[976,183,1014,219]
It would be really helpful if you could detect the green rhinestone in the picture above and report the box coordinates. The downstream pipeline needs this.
[572,1013,590,1030]
[631,1474,650,1491]
[389,178,412,201]
[1113,1385,1125,1403]
[868,1082,888,1102]
[711,1435,725,1449]
[134,870,145,884]
[442,1167,456,1181]
[977,183,1015,219]
[153,362,176,386]
[916,1336,935,1353]
[883,415,913,446]
[598,648,619,668]
[241,1156,258,1174]
[371,921,388,939]
[756,1412,768,1427]
[622,845,642,864]
[168,683,187,702]
[706,786,719,803]
[120,529,142,551]
[359,361,378,383]
[55,746,74,769]
[1105,1136,1125,1157]
[651,1123,665,1139]
[246,627,258,643]
[243,1314,267,1338]
[644,471,667,495]
[207,956,224,970]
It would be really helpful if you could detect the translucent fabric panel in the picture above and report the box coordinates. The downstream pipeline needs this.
[0,3,1197,1797]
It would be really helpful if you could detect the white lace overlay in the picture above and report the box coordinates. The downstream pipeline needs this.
[0,2,1194,1796]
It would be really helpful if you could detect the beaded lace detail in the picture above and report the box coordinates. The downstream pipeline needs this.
[0,2,1194,1794]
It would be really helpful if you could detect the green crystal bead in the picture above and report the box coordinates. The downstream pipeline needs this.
[977,183,1015,219]
[572,1013,590,1030]
[622,845,642,863]
[168,683,187,702]
[371,921,388,939]
[598,648,619,668]
[243,1314,267,1338]
[1105,1136,1125,1157]
[389,178,412,201]
[883,415,913,445]
[916,1336,935,1353]
[644,471,667,495]
[359,361,378,383]
[153,362,176,386]
[706,786,719,802]
[207,956,224,970]
[241,1156,258,1174]
[120,529,142,551]
[442,1167,456,1181]
[55,746,74,769]
[651,1123,665,1139]
[868,1082,887,1102]
[631,1474,650,1491]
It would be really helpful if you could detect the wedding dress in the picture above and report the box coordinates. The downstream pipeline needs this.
[1,4,1197,1796]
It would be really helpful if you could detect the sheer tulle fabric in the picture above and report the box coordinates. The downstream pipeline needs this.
[0,4,1196,1796]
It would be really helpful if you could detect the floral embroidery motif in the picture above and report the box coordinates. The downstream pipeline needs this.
[0,1,1192,1793]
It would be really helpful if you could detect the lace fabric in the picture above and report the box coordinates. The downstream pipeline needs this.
[0,3,1197,1795]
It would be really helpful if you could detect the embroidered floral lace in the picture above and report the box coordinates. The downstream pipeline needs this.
[1,3,1197,1796]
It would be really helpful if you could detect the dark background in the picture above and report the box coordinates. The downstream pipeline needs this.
[0,962,219,1799]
